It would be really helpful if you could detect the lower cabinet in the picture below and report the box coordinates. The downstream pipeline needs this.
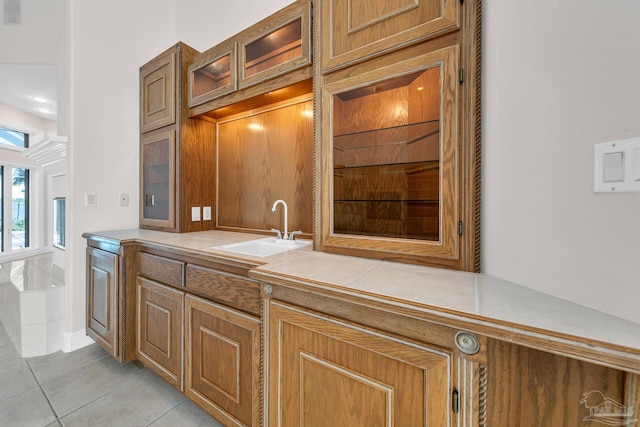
[86,247,119,358]
[184,294,262,427]
[136,278,184,390]
[267,301,457,426]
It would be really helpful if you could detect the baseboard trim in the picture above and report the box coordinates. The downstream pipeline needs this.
[62,329,95,353]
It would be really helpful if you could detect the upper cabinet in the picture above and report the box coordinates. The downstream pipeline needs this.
[188,0,312,111]
[320,0,459,72]
[139,43,218,232]
[316,0,481,270]
[140,50,176,133]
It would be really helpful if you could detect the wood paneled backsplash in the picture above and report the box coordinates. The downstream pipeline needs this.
[216,97,313,235]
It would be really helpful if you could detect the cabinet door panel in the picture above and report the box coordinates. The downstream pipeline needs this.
[321,0,459,72]
[140,51,176,132]
[185,295,261,427]
[86,248,118,357]
[269,301,452,426]
[137,278,184,390]
[140,129,176,230]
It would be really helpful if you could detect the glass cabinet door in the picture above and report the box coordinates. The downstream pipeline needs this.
[320,46,460,263]
[140,129,175,229]
[238,2,311,89]
[188,43,237,107]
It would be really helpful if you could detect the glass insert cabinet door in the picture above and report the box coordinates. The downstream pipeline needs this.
[320,46,460,264]
[140,129,176,229]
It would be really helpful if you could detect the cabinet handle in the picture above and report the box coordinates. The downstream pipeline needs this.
[145,194,155,206]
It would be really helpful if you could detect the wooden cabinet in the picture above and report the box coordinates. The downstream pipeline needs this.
[86,247,118,358]
[140,129,176,229]
[136,278,184,390]
[140,48,176,132]
[139,43,217,232]
[185,295,261,427]
[84,239,137,364]
[320,0,459,72]
[316,0,481,271]
[268,301,455,426]
[189,0,312,115]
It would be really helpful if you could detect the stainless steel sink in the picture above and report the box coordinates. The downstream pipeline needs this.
[214,237,311,257]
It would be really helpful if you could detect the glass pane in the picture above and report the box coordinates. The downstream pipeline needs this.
[332,68,441,241]
[192,53,232,98]
[0,126,28,148]
[244,18,302,78]
[53,197,65,248]
[12,168,29,248]
[143,138,170,221]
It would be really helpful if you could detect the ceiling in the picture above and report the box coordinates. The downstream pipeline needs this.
[0,63,57,121]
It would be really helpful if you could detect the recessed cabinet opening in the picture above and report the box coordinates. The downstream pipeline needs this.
[191,52,234,100]
[243,18,303,79]
[332,67,441,241]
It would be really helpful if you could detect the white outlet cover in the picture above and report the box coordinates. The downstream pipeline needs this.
[191,207,201,221]
[594,137,640,193]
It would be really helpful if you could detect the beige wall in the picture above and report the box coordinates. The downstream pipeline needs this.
[482,0,640,322]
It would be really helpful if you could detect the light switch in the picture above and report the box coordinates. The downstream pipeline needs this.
[603,151,624,182]
[84,193,97,207]
[594,137,640,192]
[203,206,212,221]
[191,207,201,221]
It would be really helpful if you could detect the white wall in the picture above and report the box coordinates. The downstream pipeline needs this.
[482,0,640,323]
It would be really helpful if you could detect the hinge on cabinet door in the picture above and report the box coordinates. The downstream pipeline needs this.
[458,221,464,236]
[452,389,460,414]
[459,69,464,84]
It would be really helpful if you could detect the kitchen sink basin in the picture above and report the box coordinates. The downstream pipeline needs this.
[214,237,312,257]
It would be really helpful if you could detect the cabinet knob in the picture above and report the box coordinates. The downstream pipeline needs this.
[454,331,480,355]
[263,283,274,297]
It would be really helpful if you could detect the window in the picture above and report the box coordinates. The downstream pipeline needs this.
[53,197,65,249]
[0,126,29,149]
[0,164,31,252]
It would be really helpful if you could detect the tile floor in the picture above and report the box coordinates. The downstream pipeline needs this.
[0,322,224,427]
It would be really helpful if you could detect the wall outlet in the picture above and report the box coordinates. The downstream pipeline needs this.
[191,207,201,221]
[119,193,129,207]
[84,193,97,207]
[203,206,212,221]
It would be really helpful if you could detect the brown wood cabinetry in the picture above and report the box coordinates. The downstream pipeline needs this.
[185,295,261,427]
[136,278,184,390]
[139,43,217,232]
[316,0,481,271]
[268,301,456,426]
[320,0,459,72]
[84,239,137,363]
[86,247,118,358]
[189,0,312,116]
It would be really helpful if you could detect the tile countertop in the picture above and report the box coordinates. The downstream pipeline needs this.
[84,229,640,372]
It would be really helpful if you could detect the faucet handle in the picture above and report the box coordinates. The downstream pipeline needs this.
[270,228,283,239]
[288,231,302,241]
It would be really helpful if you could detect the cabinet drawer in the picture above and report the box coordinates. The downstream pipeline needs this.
[137,252,184,288]
[185,265,261,316]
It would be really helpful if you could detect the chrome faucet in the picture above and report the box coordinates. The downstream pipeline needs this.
[271,199,288,240]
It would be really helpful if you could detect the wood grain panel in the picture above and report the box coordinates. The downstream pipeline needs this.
[185,264,261,316]
[140,50,175,132]
[137,252,184,288]
[86,247,118,357]
[185,295,261,427]
[217,98,313,235]
[268,301,452,426]
[486,339,630,427]
[321,0,459,71]
[136,279,184,390]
